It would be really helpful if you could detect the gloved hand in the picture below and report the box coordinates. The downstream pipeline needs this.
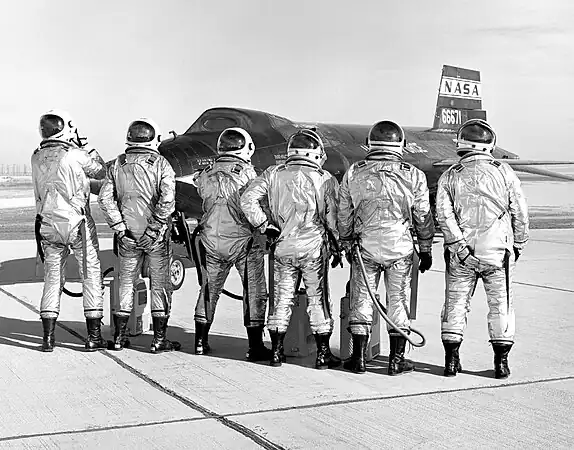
[137,226,161,251]
[331,250,343,269]
[118,229,137,247]
[513,246,521,262]
[263,224,281,240]
[418,252,432,273]
[340,240,354,264]
[457,246,480,270]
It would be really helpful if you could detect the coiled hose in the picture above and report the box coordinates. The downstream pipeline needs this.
[63,266,115,298]
[353,242,426,347]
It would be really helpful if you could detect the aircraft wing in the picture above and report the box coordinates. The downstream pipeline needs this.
[433,159,574,181]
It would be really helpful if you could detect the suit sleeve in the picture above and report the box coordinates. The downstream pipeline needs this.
[337,170,354,242]
[504,165,529,249]
[148,158,176,229]
[240,168,272,229]
[435,170,466,253]
[412,168,435,253]
[75,147,107,180]
[97,161,126,232]
[323,175,339,241]
[31,154,43,215]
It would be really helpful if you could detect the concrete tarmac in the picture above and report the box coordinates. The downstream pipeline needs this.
[0,230,573,449]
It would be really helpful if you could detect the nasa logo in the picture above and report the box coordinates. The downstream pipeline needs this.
[440,76,482,100]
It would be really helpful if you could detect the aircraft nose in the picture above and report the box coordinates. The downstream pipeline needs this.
[159,135,218,218]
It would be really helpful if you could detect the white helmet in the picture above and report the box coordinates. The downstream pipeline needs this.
[366,120,405,158]
[456,119,497,155]
[39,109,78,144]
[286,129,326,167]
[126,118,162,152]
[217,127,255,162]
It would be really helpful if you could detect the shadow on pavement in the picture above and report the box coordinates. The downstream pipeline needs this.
[0,315,494,379]
[0,250,119,286]
[365,355,447,377]
[0,316,85,352]
[0,244,192,287]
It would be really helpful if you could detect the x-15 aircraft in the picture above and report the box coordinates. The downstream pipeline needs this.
[158,64,574,220]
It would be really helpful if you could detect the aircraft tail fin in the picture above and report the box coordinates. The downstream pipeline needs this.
[431,65,487,132]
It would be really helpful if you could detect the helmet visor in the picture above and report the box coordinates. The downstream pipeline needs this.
[459,122,495,145]
[127,121,156,143]
[40,114,65,139]
[218,129,246,152]
[289,130,322,150]
[369,121,404,146]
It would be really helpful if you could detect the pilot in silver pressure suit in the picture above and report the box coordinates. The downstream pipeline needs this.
[98,118,180,353]
[240,129,343,370]
[436,119,529,379]
[338,120,435,375]
[192,127,271,361]
[32,109,108,352]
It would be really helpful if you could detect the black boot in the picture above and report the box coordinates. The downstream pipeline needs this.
[388,335,415,376]
[443,340,463,377]
[269,329,286,367]
[85,318,108,351]
[194,321,212,355]
[150,316,181,353]
[246,326,272,362]
[40,317,56,352]
[343,333,368,374]
[492,342,513,379]
[107,315,131,351]
[314,333,342,370]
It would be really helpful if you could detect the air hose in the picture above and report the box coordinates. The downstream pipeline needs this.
[353,242,426,348]
[189,226,244,301]
[63,266,115,298]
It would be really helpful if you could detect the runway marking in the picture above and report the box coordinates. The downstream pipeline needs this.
[1,285,573,446]
[0,417,206,443]
[529,238,574,246]
[0,286,286,450]
[0,361,571,444]
[221,374,574,419]
[428,269,574,293]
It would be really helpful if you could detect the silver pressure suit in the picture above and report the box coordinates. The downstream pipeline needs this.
[193,156,267,327]
[98,148,176,318]
[338,154,435,336]
[240,161,339,334]
[32,140,107,319]
[436,153,529,344]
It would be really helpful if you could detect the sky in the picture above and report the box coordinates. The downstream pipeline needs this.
[1,0,573,165]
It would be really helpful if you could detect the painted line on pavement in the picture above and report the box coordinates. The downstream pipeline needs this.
[0,417,206,443]
[428,269,574,293]
[221,374,574,419]
[0,286,286,450]
[2,286,572,446]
